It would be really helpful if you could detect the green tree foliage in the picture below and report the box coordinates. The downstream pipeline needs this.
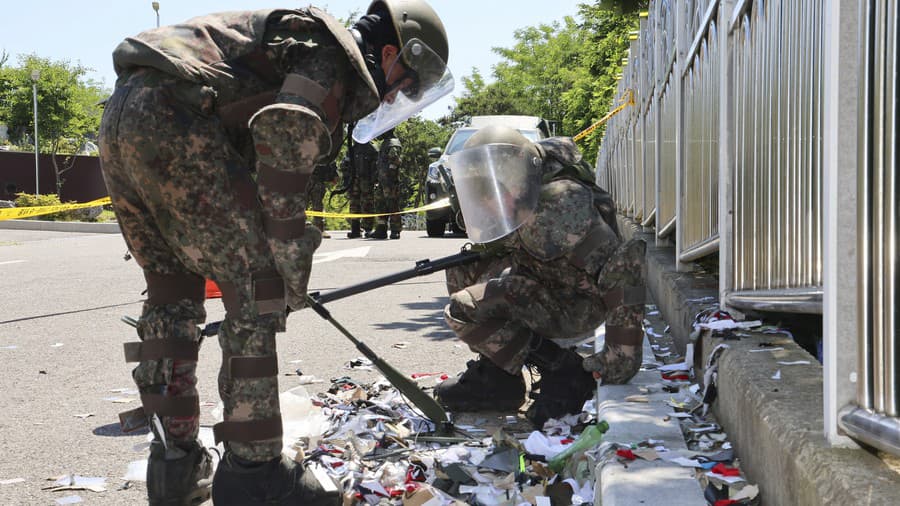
[394,116,454,207]
[0,55,107,153]
[449,1,637,164]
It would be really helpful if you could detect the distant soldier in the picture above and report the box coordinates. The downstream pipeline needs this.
[307,161,338,238]
[371,129,403,239]
[344,140,378,238]
[435,126,646,428]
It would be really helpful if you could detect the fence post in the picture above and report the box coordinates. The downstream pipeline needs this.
[823,0,861,447]
[719,0,736,312]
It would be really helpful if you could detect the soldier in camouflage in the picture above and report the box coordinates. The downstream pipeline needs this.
[308,161,338,238]
[434,126,646,428]
[97,1,450,504]
[344,140,378,238]
[371,129,403,239]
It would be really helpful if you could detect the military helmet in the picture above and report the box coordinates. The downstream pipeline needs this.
[368,0,449,67]
[464,125,541,162]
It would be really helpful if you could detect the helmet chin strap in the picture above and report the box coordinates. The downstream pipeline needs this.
[351,28,388,99]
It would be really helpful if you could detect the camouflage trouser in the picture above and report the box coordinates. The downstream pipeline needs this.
[444,256,607,375]
[307,177,327,232]
[348,169,375,231]
[444,239,646,383]
[583,239,647,384]
[99,69,285,461]
[374,165,402,232]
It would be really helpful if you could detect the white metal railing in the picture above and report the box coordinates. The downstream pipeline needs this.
[597,0,823,312]
[838,0,900,455]
[597,0,900,458]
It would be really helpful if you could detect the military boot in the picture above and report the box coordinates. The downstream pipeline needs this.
[146,439,213,505]
[389,230,401,239]
[212,452,341,506]
[369,224,388,239]
[434,355,526,412]
[347,220,362,238]
[525,336,596,428]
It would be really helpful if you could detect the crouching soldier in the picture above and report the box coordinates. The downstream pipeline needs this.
[434,125,646,428]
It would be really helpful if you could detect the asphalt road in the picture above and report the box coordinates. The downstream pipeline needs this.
[0,228,475,505]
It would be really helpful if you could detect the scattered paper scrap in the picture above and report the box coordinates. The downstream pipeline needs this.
[749,347,784,353]
[778,360,811,366]
[772,370,781,380]
[0,478,25,485]
[73,413,94,419]
[51,343,64,348]
[732,484,760,501]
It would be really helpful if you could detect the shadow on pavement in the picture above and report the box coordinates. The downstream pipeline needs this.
[92,422,149,437]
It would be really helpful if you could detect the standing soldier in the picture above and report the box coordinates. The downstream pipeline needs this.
[371,129,403,239]
[345,140,378,238]
[308,161,338,238]
[97,1,451,504]
[434,126,646,428]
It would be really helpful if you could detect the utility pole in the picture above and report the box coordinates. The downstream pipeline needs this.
[31,69,39,195]
[152,2,160,28]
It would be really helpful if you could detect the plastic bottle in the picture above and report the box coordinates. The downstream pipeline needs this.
[548,420,610,473]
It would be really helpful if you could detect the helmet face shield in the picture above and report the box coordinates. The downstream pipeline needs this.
[449,143,543,244]
[352,38,453,143]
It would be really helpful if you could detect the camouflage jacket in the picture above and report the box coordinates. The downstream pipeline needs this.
[112,7,380,147]
[498,137,621,297]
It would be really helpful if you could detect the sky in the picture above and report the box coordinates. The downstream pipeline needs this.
[0,1,586,120]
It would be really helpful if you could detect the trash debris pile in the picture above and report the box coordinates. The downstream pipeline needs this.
[268,377,608,505]
[639,305,762,505]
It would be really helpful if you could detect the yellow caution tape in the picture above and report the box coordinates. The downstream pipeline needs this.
[0,196,451,222]
[308,198,450,219]
[0,197,112,221]
[572,89,636,143]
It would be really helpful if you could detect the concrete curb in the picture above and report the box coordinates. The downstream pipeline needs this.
[593,338,706,505]
[0,219,120,234]
[620,217,900,505]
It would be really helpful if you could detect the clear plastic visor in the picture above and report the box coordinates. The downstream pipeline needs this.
[352,38,454,143]
[448,143,542,244]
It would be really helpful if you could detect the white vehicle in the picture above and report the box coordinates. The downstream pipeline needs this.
[424,115,551,237]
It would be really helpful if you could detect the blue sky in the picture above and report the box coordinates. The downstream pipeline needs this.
[0,1,585,120]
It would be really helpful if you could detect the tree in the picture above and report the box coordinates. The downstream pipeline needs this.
[447,1,637,164]
[394,116,453,208]
[0,54,109,192]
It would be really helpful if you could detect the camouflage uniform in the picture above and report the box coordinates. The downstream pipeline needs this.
[374,133,403,234]
[98,8,380,464]
[444,137,645,385]
[346,141,378,232]
[308,161,338,233]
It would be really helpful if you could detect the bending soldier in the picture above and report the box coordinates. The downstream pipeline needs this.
[98,1,451,504]
[371,129,403,239]
[434,126,646,428]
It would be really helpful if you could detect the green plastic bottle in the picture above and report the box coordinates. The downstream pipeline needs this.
[548,420,610,473]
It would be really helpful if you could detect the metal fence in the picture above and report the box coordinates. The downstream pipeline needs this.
[838,0,900,454]
[598,0,900,456]
[597,0,824,314]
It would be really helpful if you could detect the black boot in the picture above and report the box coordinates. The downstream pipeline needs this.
[347,220,361,238]
[147,440,212,506]
[389,230,400,239]
[369,224,388,239]
[525,337,596,428]
[434,355,525,412]
[212,452,341,506]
